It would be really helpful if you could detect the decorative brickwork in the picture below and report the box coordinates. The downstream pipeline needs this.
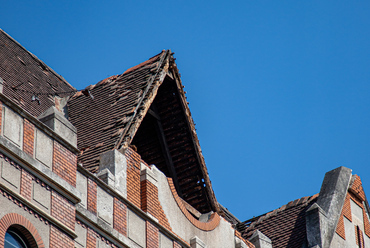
[86,227,97,248]
[23,119,35,156]
[50,225,74,248]
[87,178,97,214]
[168,178,220,231]
[125,147,141,208]
[355,225,365,247]
[342,194,352,221]
[350,176,366,201]
[113,197,127,236]
[141,179,157,216]
[146,221,159,248]
[141,177,172,231]
[0,101,2,134]
[173,242,182,248]
[335,215,346,239]
[350,191,364,211]
[53,141,77,187]
[20,168,34,201]
[51,190,75,231]
[363,207,370,238]
[0,213,45,248]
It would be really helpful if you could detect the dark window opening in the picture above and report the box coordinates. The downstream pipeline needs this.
[5,227,29,248]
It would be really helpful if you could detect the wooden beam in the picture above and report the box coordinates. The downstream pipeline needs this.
[150,104,183,198]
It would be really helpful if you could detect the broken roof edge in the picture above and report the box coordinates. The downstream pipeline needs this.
[114,49,170,150]
[0,29,76,92]
[113,50,220,213]
[237,193,319,233]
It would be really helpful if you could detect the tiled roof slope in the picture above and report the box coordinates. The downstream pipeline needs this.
[0,29,75,117]
[67,51,166,171]
[238,194,318,248]
[67,50,219,213]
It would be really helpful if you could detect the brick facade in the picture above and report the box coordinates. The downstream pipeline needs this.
[50,225,74,248]
[20,168,34,202]
[23,119,35,156]
[113,197,127,236]
[86,228,97,248]
[173,242,182,248]
[87,178,97,214]
[336,215,346,239]
[146,221,159,248]
[53,141,77,187]
[51,190,75,231]
[141,177,172,231]
[126,147,141,209]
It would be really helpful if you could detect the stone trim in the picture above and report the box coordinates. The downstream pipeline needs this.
[167,178,220,231]
[0,139,80,204]
[0,93,79,154]
[77,165,190,248]
[0,213,45,248]
[0,182,77,239]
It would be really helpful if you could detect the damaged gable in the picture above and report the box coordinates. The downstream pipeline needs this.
[67,50,219,213]
[333,175,370,247]
[238,167,370,248]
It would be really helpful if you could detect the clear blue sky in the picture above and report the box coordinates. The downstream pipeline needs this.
[2,1,370,221]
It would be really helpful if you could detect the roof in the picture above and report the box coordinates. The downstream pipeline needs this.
[67,50,219,213]
[238,194,319,248]
[0,29,75,117]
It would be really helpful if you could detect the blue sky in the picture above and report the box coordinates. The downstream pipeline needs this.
[2,1,370,221]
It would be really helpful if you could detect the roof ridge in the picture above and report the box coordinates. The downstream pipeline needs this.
[0,29,75,91]
[123,50,166,75]
[113,50,170,150]
[239,193,319,231]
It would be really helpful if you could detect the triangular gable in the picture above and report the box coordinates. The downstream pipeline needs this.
[335,175,370,247]
[68,50,219,213]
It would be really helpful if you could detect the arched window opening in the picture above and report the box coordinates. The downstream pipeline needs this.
[5,227,29,248]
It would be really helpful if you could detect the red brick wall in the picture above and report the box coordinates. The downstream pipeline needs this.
[125,148,141,208]
[23,119,34,156]
[53,141,77,187]
[141,179,157,215]
[140,178,172,231]
[20,168,34,201]
[0,101,2,134]
[363,207,370,238]
[146,221,159,248]
[87,178,97,214]
[173,242,182,248]
[113,197,127,236]
[50,225,74,248]
[343,194,352,221]
[86,228,97,248]
[350,176,366,201]
[51,190,75,231]
[336,215,346,239]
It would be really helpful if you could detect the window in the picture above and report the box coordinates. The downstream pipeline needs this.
[4,228,28,248]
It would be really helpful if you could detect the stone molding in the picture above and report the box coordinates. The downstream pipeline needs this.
[0,138,80,204]
[0,93,79,154]
[0,183,77,239]
[77,165,191,248]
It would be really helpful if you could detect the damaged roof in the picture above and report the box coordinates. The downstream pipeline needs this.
[0,29,76,117]
[67,50,219,213]
[238,194,318,248]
